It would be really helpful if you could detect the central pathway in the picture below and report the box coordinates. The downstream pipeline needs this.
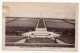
[38,19,45,28]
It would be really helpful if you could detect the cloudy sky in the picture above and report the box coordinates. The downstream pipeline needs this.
[3,2,78,19]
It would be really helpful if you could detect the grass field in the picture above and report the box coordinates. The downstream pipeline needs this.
[5,36,25,42]
[58,35,75,44]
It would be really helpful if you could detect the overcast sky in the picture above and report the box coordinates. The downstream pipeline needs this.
[3,2,78,19]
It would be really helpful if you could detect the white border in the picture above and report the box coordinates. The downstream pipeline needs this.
[0,0,80,53]
[3,0,79,3]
